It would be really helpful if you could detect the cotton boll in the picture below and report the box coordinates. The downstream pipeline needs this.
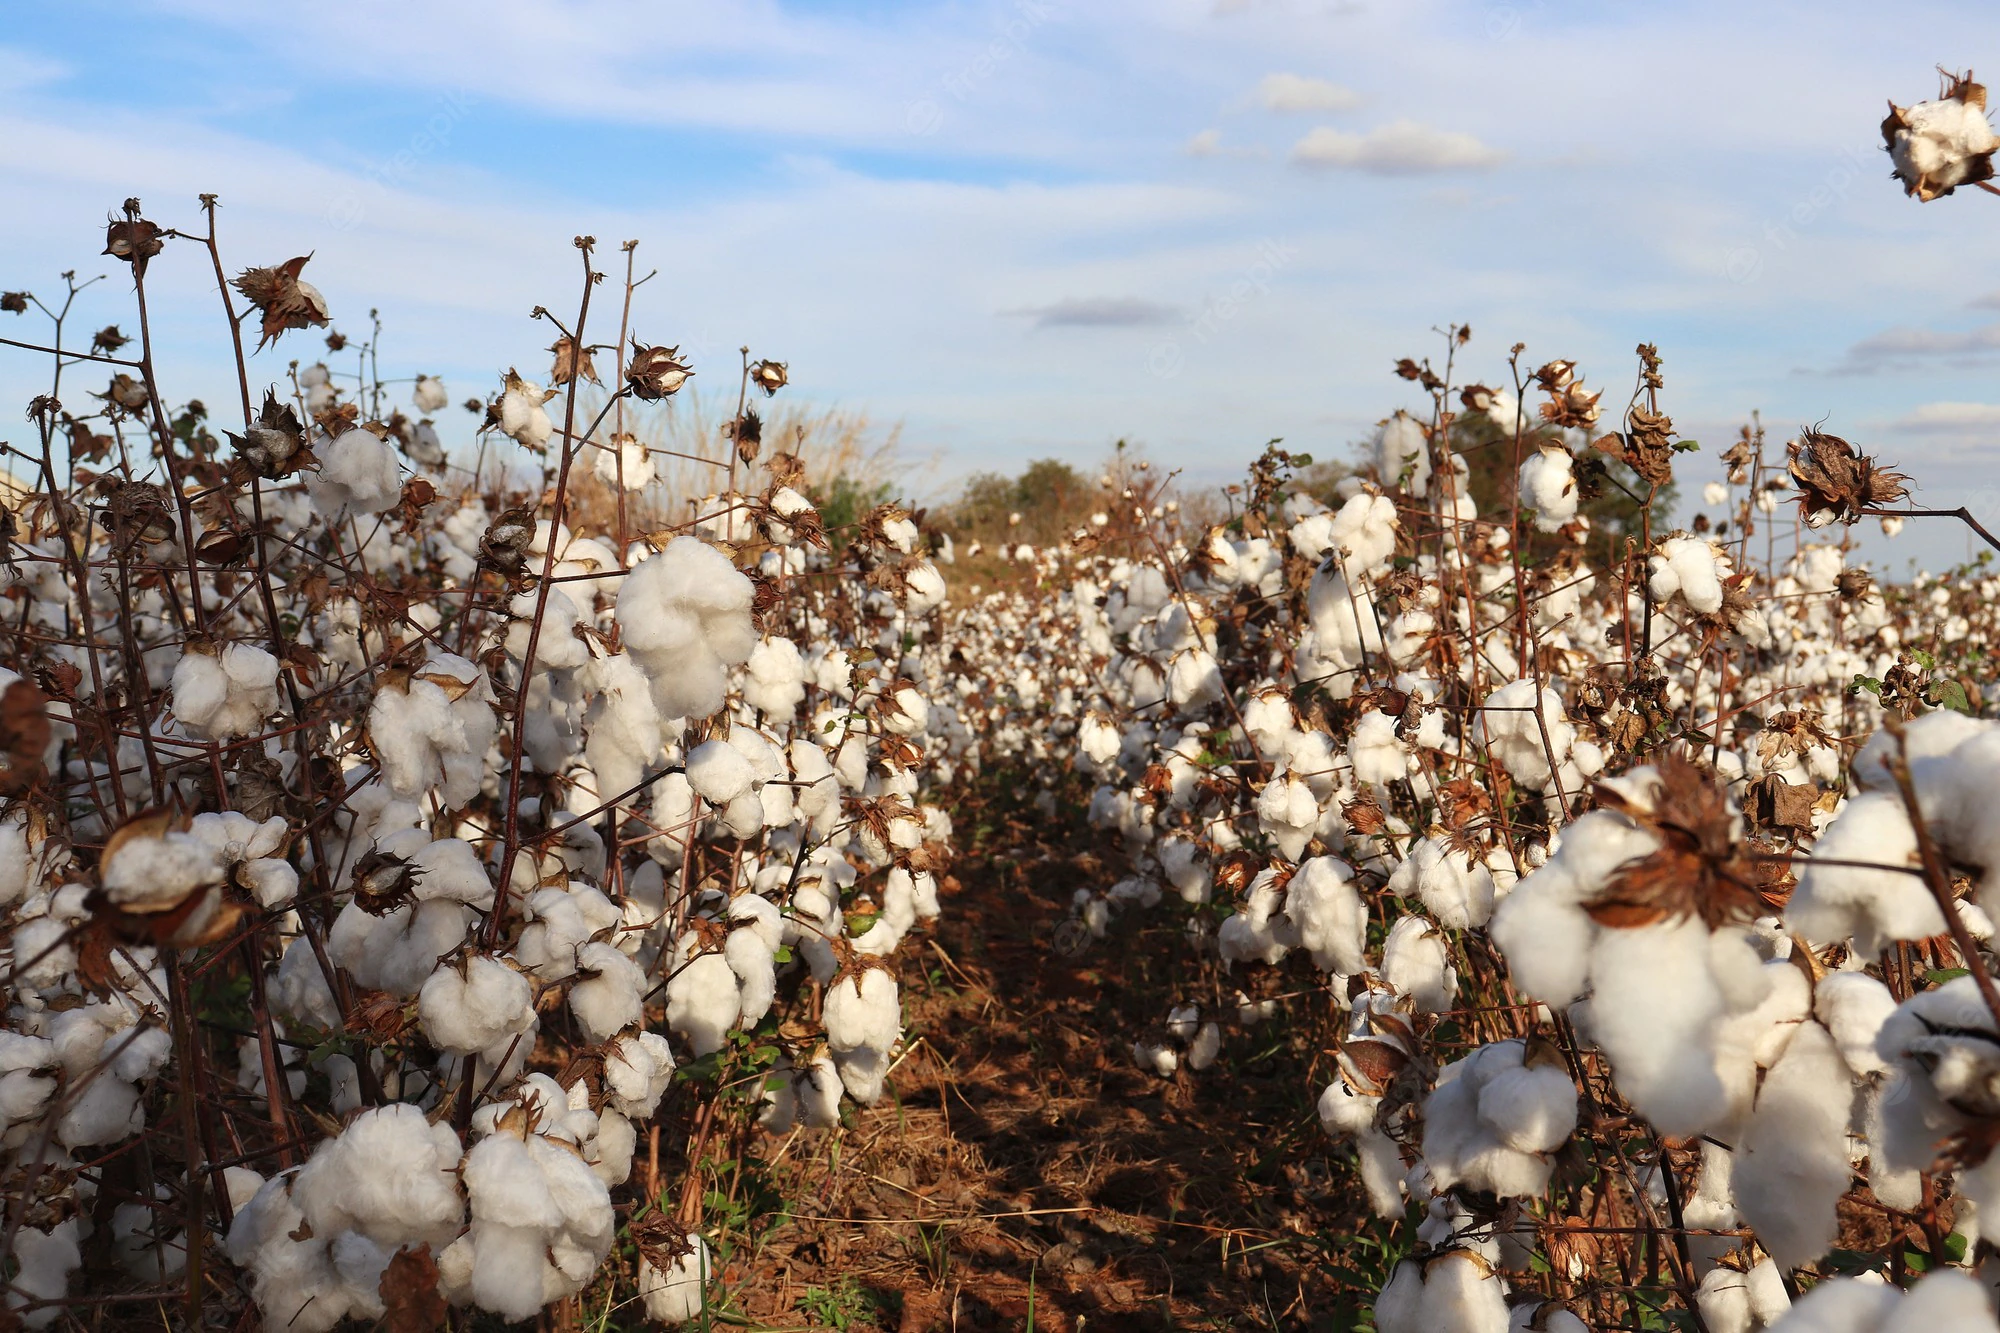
[1381,915,1456,1013]
[615,537,756,720]
[1256,768,1321,861]
[329,897,471,997]
[412,374,448,413]
[665,945,741,1056]
[1648,535,1729,615]
[366,654,498,811]
[1814,973,1897,1078]
[309,426,403,520]
[593,433,656,490]
[1387,836,1495,930]
[1734,1019,1852,1272]
[685,738,755,805]
[418,956,534,1056]
[603,1031,675,1119]
[742,637,808,718]
[1284,856,1367,975]
[1695,1261,1790,1333]
[1519,446,1578,533]
[1374,411,1431,496]
[1167,648,1223,711]
[172,642,281,739]
[496,371,554,452]
[639,1233,712,1322]
[1584,916,1730,1138]
[1787,792,1935,953]
[825,967,902,1056]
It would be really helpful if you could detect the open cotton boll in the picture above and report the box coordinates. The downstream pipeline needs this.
[1786,792,1934,953]
[418,956,534,1055]
[1167,648,1222,711]
[1518,446,1578,533]
[1888,87,1999,201]
[1474,679,1576,793]
[1256,767,1321,861]
[742,637,807,718]
[1648,535,1729,615]
[685,738,755,805]
[1349,709,1412,786]
[666,942,742,1056]
[1422,1039,1577,1199]
[100,825,224,912]
[1387,836,1496,930]
[505,588,592,671]
[287,1103,466,1251]
[615,537,756,720]
[328,898,470,997]
[568,942,645,1041]
[1133,1039,1179,1077]
[592,433,656,490]
[1381,915,1457,1013]
[412,374,448,413]
[1733,1019,1852,1272]
[1813,972,1897,1078]
[171,641,281,739]
[603,1031,675,1119]
[639,1233,712,1322]
[1763,1271,1985,1332]
[825,967,902,1056]
[1695,1261,1791,1333]
[452,1124,615,1320]
[367,654,498,811]
[8,1219,82,1330]
[1284,856,1367,975]
[1374,410,1431,496]
[309,426,403,520]
[496,370,554,451]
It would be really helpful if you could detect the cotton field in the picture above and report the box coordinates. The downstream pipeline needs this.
[7,67,2000,1333]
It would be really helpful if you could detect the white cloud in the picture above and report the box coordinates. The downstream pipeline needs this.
[1185,128,1225,156]
[1892,401,2000,432]
[1256,73,1361,113]
[1289,120,1506,174]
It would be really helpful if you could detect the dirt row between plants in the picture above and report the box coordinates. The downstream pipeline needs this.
[702,790,1380,1332]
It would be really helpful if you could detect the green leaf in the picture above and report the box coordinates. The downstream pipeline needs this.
[1926,967,1971,987]
[1849,675,1884,697]
[1912,648,1938,671]
[772,944,795,965]
[1932,679,1975,716]
[1671,439,1701,452]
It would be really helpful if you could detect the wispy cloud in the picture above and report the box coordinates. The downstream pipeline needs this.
[1289,120,1506,174]
[1255,73,1361,113]
[1004,297,1181,328]
[1830,322,2000,374]
[1890,401,2000,432]
[1183,128,1265,159]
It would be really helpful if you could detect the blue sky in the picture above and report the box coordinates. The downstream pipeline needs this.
[5,0,2000,570]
